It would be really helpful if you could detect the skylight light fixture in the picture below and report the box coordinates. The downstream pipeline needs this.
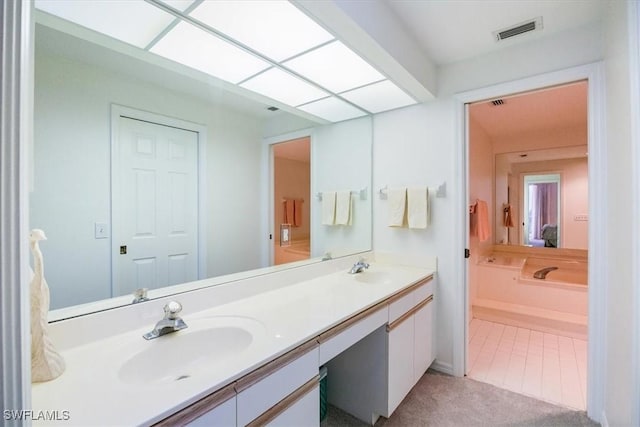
[284,41,386,93]
[189,0,335,62]
[240,68,329,107]
[34,0,176,48]
[160,0,197,12]
[298,97,367,123]
[340,80,417,114]
[150,21,271,84]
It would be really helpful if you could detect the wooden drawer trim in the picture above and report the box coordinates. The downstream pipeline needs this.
[235,339,318,393]
[318,274,433,343]
[386,295,434,332]
[246,375,320,427]
[153,382,235,427]
[386,275,433,306]
[317,301,387,344]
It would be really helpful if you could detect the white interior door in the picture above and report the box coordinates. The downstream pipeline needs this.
[113,116,198,297]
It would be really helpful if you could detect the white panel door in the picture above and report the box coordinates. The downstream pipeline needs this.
[387,318,414,415]
[413,300,434,383]
[113,116,198,296]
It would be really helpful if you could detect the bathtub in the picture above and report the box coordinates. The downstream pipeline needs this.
[472,250,588,339]
[274,239,310,265]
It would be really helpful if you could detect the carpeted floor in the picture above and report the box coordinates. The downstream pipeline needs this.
[322,370,598,426]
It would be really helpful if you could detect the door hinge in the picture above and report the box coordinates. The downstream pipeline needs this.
[464,248,470,259]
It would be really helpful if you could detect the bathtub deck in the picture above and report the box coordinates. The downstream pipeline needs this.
[468,319,587,411]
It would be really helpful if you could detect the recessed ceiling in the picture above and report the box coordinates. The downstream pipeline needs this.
[35,0,418,123]
[386,0,604,65]
[469,80,588,139]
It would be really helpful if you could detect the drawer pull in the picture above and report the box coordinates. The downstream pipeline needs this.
[246,375,320,427]
[386,295,433,332]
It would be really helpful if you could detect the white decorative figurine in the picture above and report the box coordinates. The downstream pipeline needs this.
[29,229,65,382]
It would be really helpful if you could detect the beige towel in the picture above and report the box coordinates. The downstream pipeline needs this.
[322,192,336,225]
[388,187,407,227]
[407,187,429,229]
[335,191,352,225]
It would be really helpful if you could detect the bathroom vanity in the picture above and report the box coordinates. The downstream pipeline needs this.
[31,253,436,426]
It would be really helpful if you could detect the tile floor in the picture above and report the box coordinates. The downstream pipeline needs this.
[468,318,587,410]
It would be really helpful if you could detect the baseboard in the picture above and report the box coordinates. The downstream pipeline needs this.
[430,359,454,376]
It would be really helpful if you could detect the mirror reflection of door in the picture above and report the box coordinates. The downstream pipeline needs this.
[522,173,560,247]
[272,137,311,265]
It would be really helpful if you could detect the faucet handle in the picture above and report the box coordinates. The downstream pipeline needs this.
[163,301,182,319]
[132,288,149,304]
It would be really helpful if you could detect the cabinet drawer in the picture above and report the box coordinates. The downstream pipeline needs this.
[388,277,433,323]
[237,343,319,426]
[263,379,319,427]
[318,307,387,365]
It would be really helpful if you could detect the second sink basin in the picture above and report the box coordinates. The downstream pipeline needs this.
[119,317,262,385]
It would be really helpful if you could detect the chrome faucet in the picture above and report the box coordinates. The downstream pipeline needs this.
[349,259,370,274]
[143,301,188,340]
[132,288,149,304]
[533,266,558,279]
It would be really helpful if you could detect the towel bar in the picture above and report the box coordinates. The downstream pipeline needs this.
[316,187,368,201]
[378,182,446,199]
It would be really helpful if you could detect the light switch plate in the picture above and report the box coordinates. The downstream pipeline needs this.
[95,222,109,239]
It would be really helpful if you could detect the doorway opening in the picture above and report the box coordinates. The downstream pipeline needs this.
[272,137,311,265]
[466,81,589,410]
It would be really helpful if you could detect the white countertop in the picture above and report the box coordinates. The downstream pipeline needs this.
[32,262,434,426]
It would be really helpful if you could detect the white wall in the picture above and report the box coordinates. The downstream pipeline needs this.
[371,23,602,373]
[311,117,372,258]
[33,50,265,309]
[602,1,636,425]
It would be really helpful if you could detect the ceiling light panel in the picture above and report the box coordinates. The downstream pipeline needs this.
[150,21,270,84]
[241,69,329,107]
[284,41,385,93]
[341,80,416,114]
[159,0,197,12]
[298,97,367,123]
[189,1,334,62]
[35,0,176,48]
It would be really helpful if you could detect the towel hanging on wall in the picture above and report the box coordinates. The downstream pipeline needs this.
[335,191,352,226]
[294,199,304,227]
[407,187,429,229]
[473,199,491,242]
[322,192,336,225]
[388,187,407,227]
[503,204,514,228]
[283,199,294,225]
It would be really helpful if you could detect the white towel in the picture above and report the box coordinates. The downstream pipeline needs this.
[407,187,429,229]
[321,192,336,225]
[335,191,352,226]
[388,187,406,227]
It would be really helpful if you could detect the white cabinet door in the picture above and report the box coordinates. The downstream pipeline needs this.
[185,396,236,427]
[413,298,434,383]
[267,384,319,427]
[387,316,414,415]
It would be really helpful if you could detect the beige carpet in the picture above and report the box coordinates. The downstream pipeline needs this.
[322,370,598,427]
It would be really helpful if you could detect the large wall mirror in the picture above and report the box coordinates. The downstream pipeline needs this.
[32,8,373,320]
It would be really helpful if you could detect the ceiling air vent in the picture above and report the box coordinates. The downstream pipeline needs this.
[494,17,543,42]
[267,106,279,112]
[491,99,505,106]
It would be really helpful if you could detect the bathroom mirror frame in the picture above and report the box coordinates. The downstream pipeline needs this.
[32,10,374,322]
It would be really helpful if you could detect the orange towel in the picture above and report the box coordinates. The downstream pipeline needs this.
[503,204,514,227]
[293,199,304,227]
[476,200,491,242]
[283,199,294,225]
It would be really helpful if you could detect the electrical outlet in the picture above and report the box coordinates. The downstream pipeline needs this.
[574,214,588,221]
[95,222,109,239]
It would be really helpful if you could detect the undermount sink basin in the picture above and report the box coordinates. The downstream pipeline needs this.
[351,270,392,284]
[119,319,261,385]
